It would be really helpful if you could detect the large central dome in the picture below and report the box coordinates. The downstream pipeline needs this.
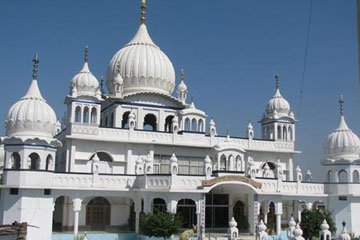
[106,23,175,96]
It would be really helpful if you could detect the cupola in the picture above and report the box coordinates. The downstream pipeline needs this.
[265,75,294,119]
[70,46,101,99]
[324,95,360,161]
[6,54,58,139]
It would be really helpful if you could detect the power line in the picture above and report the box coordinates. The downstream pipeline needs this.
[298,0,314,119]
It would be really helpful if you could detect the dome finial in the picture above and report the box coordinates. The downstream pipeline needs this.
[339,94,344,116]
[275,74,280,89]
[32,53,39,80]
[140,0,146,24]
[84,46,89,63]
[180,68,185,81]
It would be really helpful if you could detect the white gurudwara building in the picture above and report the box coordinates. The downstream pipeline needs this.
[1,2,360,240]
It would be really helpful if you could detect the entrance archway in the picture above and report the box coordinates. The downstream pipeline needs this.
[86,197,111,230]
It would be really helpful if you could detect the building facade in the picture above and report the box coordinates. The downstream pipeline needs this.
[1,2,360,240]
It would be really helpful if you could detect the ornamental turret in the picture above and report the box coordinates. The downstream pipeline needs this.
[260,75,295,141]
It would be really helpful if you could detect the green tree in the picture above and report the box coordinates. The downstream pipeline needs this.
[300,209,336,240]
[140,211,183,238]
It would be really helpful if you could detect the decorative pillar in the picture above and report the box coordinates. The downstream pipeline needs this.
[195,195,206,239]
[72,198,82,237]
[319,219,331,240]
[204,155,212,179]
[228,217,239,240]
[293,223,305,240]
[275,202,283,235]
[256,220,268,240]
[286,216,296,239]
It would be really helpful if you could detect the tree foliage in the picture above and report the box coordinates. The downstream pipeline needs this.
[140,211,183,238]
[300,209,336,239]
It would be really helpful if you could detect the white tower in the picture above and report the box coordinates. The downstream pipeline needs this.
[177,68,188,104]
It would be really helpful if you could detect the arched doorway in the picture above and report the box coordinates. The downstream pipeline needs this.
[176,199,196,228]
[233,201,248,232]
[153,198,167,212]
[86,197,111,230]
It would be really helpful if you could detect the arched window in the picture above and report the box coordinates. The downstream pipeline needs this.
[153,198,166,212]
[122,111,130,128]
[164,116,174,132]
[191,119,197,131]
[198,119,204,132]
[91,107,97,124]
[10,152,21,170]
[353,170,360,183]
[283,126,287,140]
[288,126,293,140]
[83,107,90,123]
[262,162,276,170]
[235,155,242,171]
[184,118,190,131]
[91,152,113,162]
[143,114,157,131]
[46,154,53,171]
[277,126,281,139]
[75,106,81,123]
[220,155,227,171]
[338,170,348,183]
[29,153,40,170]
[327,170,332,182]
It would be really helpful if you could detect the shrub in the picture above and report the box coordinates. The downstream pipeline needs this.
[140,211,183,237]
[300,209,336,239]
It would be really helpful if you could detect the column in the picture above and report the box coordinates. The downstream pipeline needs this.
[263,202,269,224]
[275,202,283,235]
[134,198,142,234]
[72,198,82,236]
[195,195,206,239]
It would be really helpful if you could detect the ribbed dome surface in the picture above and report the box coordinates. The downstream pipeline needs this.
[106,23,175,96]
[325,115,360,161]
[71,62,100,98]
[266,88,291,117]
[6,79,57,138]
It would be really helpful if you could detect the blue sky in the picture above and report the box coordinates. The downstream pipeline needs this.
[0,0,359,180]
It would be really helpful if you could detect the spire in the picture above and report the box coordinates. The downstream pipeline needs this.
[339,94,344,116]
[275,74,280,89]
[84,46,89,63]
[180,68,185,81]
[32,53,39,80]
[140,0,146,24]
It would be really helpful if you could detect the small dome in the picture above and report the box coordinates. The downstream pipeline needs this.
[264,75,293,119]
[266,88,291,116]
[70,50,100,99]
[177,80,187,92]
[106,23,175,96]
[325,115,360,161]
[6,79,57,138]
